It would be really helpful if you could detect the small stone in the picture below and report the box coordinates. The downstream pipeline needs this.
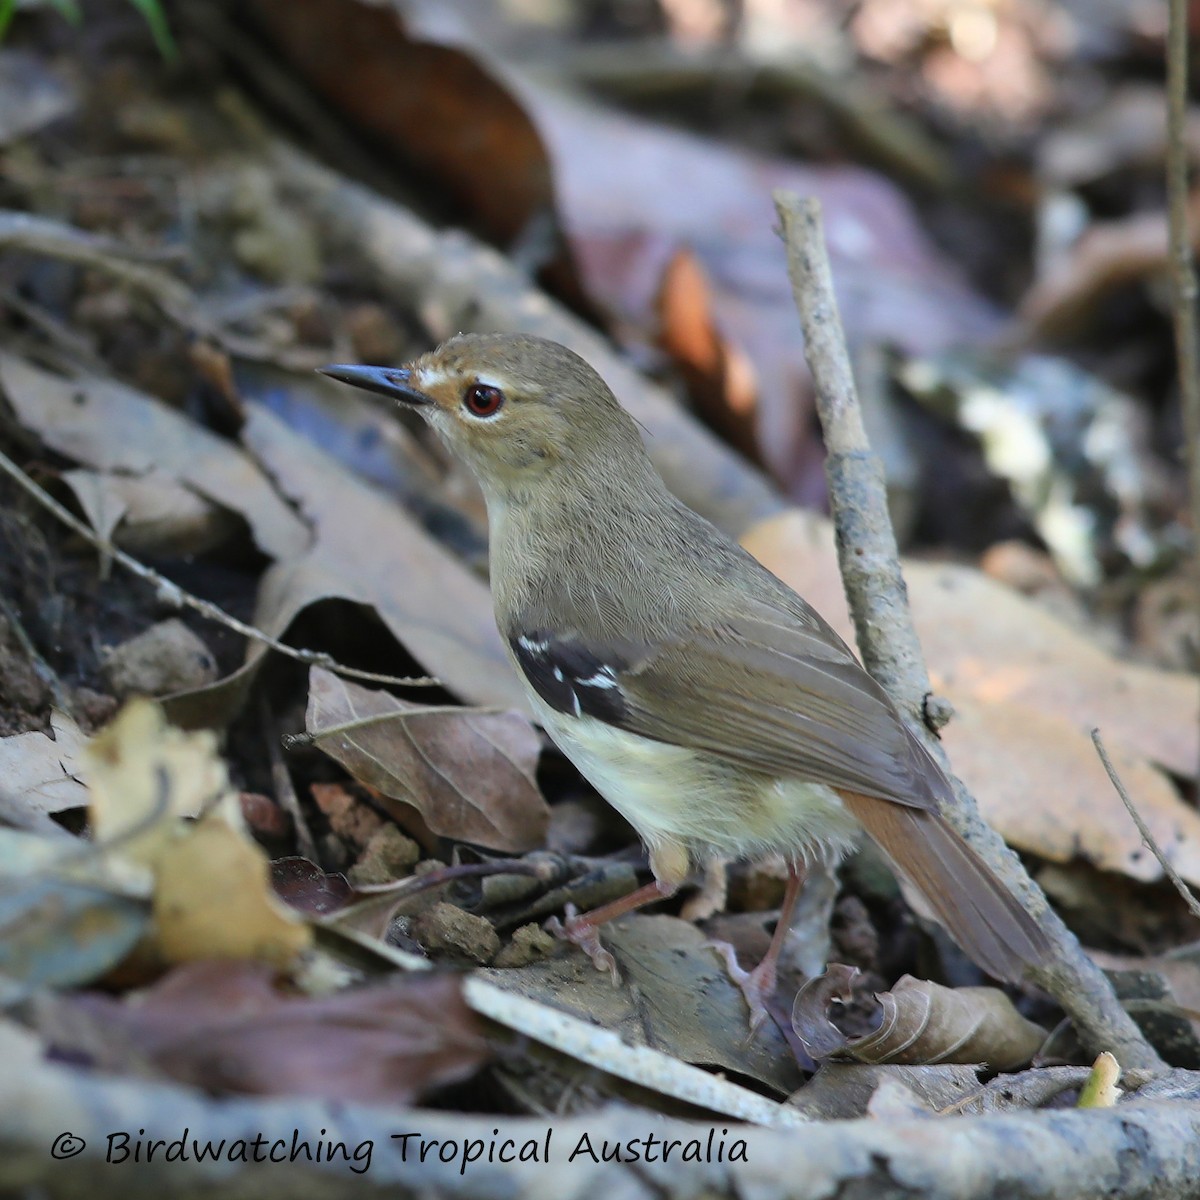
[348,824,421,886]
[101,619,217,698]
[412,901,500,965]
[493,923,557,968]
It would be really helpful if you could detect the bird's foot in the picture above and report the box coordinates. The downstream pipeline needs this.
[546,904,619,983]
[707,939,777,1039]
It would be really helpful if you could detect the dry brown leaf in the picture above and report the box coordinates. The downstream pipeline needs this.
[793,964,1046,1069]
[656,246,762,466]
[271,857,355,917]
[940,695,1200,885]
[0,353,308,561]
[168,405,524,726]
[741,512,1200,884]
[788,1062,984,1120]
[45,959,489,1105]
[306,666,548,854]
[1018,192,1200,340]
[0,711,88,836]
[741,510,1199,778]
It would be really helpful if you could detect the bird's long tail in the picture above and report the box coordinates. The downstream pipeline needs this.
[838,791,1051,982]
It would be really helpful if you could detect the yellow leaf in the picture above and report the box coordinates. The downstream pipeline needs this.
[153,796,311,967]
[85,699,230,867]
[84,700,310,968]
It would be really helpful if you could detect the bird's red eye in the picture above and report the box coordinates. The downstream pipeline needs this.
[464,383,505,418]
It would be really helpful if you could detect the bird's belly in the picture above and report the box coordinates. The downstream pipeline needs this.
[534,701,861,865]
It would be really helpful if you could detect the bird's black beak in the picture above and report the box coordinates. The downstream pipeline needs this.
[318,364,433,407]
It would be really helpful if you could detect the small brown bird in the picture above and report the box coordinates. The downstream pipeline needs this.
[322,333,1049,1029]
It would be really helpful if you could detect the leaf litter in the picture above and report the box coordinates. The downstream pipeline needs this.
[3,0,1200,1172]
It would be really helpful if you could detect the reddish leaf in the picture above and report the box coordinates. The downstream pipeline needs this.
[52,960,490,1105]
[271,857,355,916]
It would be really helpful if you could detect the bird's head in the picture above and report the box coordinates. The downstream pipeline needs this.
[321,333,645,503]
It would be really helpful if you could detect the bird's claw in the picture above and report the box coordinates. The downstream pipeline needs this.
[705,938,774,1039]
[547,904,619,983]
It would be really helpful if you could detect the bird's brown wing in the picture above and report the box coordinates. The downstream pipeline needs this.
[510,599,1051,980]
[511,595,946,808]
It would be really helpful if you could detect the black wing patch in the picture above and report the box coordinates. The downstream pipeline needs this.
[510,632,627,724]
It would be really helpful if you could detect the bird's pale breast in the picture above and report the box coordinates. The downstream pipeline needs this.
[530,691,861,879]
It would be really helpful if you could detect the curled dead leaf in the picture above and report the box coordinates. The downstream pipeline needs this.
[85,700,231,867]
[793,965,1046,1070]
[306,667,548,853]
[0,828,150,994]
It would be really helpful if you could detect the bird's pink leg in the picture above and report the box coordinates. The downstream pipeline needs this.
[548,880,678,981]
[709,863,805,1036]
[548,843,688,981]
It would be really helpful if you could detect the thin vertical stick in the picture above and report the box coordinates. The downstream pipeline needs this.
[1166,0,1200,776]
[773,190,1163,1072]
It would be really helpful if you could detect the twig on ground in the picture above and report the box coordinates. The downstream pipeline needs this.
[772,190,1163,1072]
[1165,0,1200,776]
[351,858,545,896]
[561,39,952,191]
[0,445,438,692]
[1092,727,1200,921]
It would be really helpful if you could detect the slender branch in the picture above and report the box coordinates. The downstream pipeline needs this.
[1092,728,1200,921]
[1165,0,1200,777]
[350,858,545,896]
[0,446,438,691]
[773,190,1163,1072]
